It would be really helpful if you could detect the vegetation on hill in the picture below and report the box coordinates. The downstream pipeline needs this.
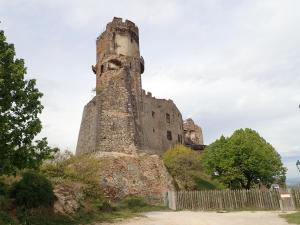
[0,30,56,176]
[0,151,167,225]
[163,144,224,190]
[41,150,101,184]
[201,128,286,189]
[0,170,72,225]
[10,171,55,209]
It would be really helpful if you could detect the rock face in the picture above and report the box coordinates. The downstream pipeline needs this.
[183,118,204,145]
[53,182,85,214]
[52,152,174,203]
[97,152,174,201]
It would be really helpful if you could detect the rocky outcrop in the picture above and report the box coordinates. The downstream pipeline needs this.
[53,152,174,207]
[183,118,203,145]
[97,152,174,202]
[53,182,85,214]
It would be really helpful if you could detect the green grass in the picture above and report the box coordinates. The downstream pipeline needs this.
[0,197,168,225]
[0,207,164,225]
[0,208,76,225]
[59,202,167,224]
[193,175,224,190]
[280,211,300,224]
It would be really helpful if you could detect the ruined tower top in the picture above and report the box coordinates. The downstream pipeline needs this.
[96,17,142,65]
[99,17,139,42]
[95,17,144,93]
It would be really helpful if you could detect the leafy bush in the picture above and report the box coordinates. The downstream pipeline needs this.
[94,198,115,212]
[0,211,18,225]
[193,175,224,190]
[0,181,12,212]
[10,171,55,209]
[163,144,223,190]
[16,207,75,225]
[163,145,202,190]
[118,196,148,211]
[0,181,8,196]
[42,152,104,200]
[41,153,101,184]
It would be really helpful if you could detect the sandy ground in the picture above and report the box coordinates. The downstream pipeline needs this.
[99,211,294,225]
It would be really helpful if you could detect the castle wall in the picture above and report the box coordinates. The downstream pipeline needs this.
[76,97,97,154]
[141,91,184,155]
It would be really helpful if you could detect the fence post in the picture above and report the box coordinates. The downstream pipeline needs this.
[167,190,177,210]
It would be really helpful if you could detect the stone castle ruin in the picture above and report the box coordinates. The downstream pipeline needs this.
[76,17,204,156]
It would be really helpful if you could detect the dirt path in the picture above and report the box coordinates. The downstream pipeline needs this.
[99,211,293,225]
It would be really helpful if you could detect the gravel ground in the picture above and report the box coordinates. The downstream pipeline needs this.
[99,211,294,225]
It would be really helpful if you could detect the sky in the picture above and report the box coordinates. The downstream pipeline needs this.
[0,0,299,183]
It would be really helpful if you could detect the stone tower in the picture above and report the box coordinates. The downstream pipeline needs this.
[76,17,204,156]
[76,17,145,155]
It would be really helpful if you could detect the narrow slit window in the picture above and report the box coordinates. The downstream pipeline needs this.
[167,130,172,141]
[166,113,170,123]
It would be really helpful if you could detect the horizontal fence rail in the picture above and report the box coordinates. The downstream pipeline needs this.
[168,188,299,211]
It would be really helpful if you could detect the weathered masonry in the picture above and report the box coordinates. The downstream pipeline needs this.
[76,17,204,156]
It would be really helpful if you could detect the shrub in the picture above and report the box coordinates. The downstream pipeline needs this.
[0,211,17,225]
[94,198,115,212]
[0,181,8,196]
[119,196,148,210]
[0,181,12,211]
[41,153,102,185]
[10,171,55,209]
[16,207,75,225]
[163,145,202,190]
[41,153,104,200]
[163,144,223,190]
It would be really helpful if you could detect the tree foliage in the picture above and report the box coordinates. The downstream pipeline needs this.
[10,171,55,209]
[163,145,202,190]
[201,128,286,189]
[0,30,55,175]
[163,145,223,190]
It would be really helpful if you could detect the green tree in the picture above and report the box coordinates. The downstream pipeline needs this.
[202,128,286,189]
[0,30,55,175]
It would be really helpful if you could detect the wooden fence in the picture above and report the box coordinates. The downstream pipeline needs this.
[292,187,300,208]
[167,188,300,211]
